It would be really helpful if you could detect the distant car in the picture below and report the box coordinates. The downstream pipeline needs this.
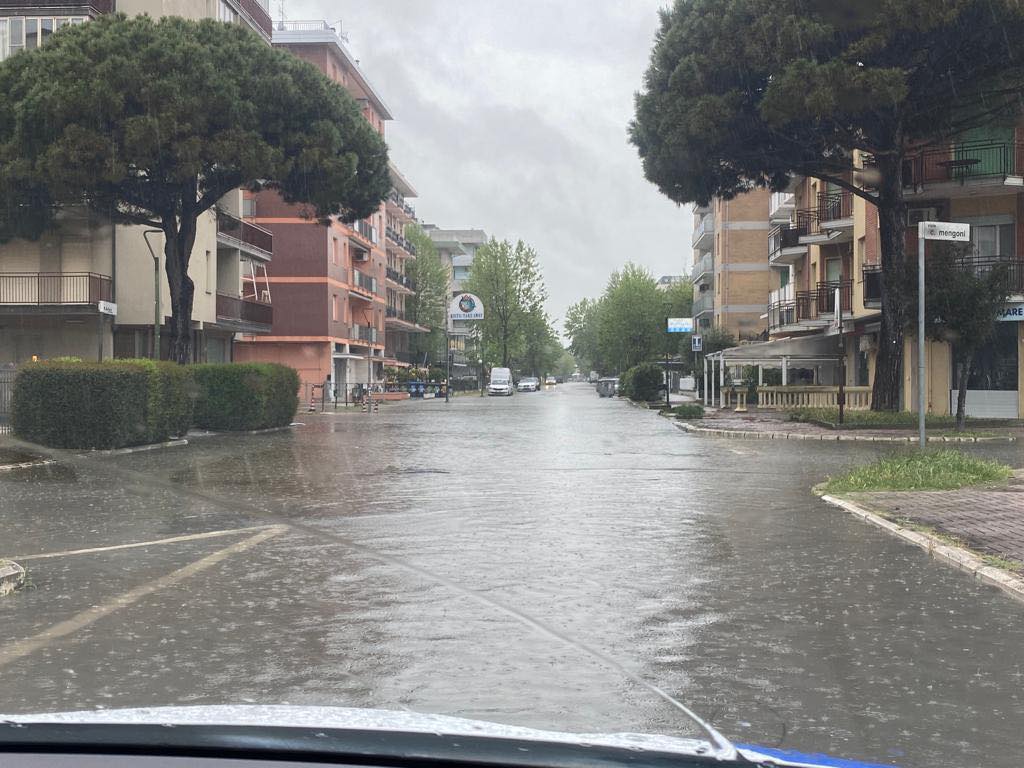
[488,367,514,396]
[554,376,564,384]
[517,377,540,392]
[596,377,619,398]
[545,376,557,386]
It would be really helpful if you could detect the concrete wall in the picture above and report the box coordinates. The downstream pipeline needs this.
[0,315,113,364]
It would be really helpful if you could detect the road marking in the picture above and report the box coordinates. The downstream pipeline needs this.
[0,525,287,671]
[10,525,279,561]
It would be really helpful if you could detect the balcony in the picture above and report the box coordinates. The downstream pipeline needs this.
[387,191,416,220]
[768,222,808,265]
[817,191,853,228]
[386,266,415,292]
[959,255,1024,294]
[215,292,272,332]
[692,213,714,249]
[216,209,273,261]
[352,218,379,246]
[351,269,377,299]
[350,323,378,344]
[691,252,713,285]
[693,290,714,317]
[385,226,418,257]
[0,272,111,311]
[863,264,883,308]
[769,191,795,223]
[386,305,429,332]
[903,141,1024,198]
[815,280,853,316]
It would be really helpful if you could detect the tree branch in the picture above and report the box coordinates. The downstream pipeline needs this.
[795,171,879,206]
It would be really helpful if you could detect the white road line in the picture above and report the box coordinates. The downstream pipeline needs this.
[10,525,280,561]
[0,525,287,670]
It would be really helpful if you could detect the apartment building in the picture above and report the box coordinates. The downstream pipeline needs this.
[425,226,488,368]
[656,275,684,291]
[763,123,1024,417]
[0,0,275,364]
[690,191,771,339]
[233,20,426,397]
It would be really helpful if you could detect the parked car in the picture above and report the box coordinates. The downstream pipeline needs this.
[488,367,514,396]
[517,376,540,392]
[596,377,619,397]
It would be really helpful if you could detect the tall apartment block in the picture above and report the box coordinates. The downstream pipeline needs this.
[424,226,487,368]
[233,21,426,398]
[0,0,276,364]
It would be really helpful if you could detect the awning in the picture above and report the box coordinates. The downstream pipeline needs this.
[332,352,367,360]
[706,334,843,367]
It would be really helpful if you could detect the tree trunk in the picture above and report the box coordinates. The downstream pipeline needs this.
[955,356,972,432]
[164,215,198,365]
[871,151,908,411]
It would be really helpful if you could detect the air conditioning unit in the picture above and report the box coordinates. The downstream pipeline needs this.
[353,249,369,262]
[907,207,939,226]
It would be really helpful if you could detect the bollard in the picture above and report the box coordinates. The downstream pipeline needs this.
[308,390,315,412]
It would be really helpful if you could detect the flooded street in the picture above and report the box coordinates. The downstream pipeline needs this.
[2,384,1024,767]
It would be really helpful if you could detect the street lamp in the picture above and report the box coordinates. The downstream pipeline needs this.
[478,358,484,396]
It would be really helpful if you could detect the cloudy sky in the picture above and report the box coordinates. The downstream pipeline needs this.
[288,0,693,329]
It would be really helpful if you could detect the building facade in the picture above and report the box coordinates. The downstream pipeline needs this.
[425,226,488,371]
[690,191,771,340]
[233,21,426,399]
[0,0,275,365]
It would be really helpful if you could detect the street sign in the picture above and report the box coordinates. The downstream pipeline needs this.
[449,292,484,320]
[97,301,117,316]
[999,303,1024,321]
[918,221,970,242]
[691,335,702,352]
[667,317,694,333]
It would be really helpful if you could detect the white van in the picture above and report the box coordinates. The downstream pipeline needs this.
[488,367,514,396]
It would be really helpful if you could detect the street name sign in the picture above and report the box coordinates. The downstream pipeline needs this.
[97,301,117,316]
[918,221,970,242]
[667,317,694,333]
[449,293,484,321]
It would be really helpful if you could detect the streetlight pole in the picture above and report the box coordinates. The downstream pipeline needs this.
[445,307,451,404]
[143,230,162,359]
[918,235,926,448]
[837,286,846,425]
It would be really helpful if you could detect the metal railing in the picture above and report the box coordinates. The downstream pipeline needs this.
[216,209,273,257]
[385,305,406,321]
[385,226,418,256]
[388,191,416,219]
[353,218,378,245]
[794,209,821,237]
[817,190,853,222]
[767,300,797,330]
[903,141,1024,188]
[351,324,378,343]
[957,255,1024,293]
[352,269,377,296]
[769,222,805,258]
[0,272,111,305]
[215,292,272,326]
[863,264,883,307]
[385,267,415,290]
[816,280,853,314]
[0,366,14,434]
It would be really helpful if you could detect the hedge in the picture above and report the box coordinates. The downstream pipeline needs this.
[118,358,195,441]
[12,362,152,449]
[192,363,299,431]
[620,362,663,402]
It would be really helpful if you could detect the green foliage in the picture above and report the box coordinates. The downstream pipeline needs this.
[0,15,389,361]
[405,224,448,364]
[821,450,1011,493]
[597,264,666,372]
[564,297,604,373]
[12,362,149,449]
[464,238,551,369]
[192,363,299,431]
[671,403,705,420]
[700,326,736,356]
[619,362,664,402]
[118,358,194,440]
[788,408,963,429]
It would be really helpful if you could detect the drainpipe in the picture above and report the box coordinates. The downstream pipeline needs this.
[143,230,162,359]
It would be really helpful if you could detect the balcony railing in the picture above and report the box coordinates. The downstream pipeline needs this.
[385,226,418,256]
[794,209,822,238]
[385,305,406,320]
[388,191,416,219]
[769,222,805,258]
[693,290,714,316]
[0,272,111,305]
[353,218,379,245]
[769,191,795,221]
[351,269,377,296]
[216,209,273,259]
[692,213,714,247]
[817,191,853,223]
[351,324,378,343]
[863,264,883,307]
[215,292,272,327]
[816,280,853,314]
[903,141,1024,188]
[691,252,713,283]
[958,255,1024,293]
[385,266,415,290]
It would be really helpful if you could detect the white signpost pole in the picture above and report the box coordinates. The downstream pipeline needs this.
[917,222,971,448]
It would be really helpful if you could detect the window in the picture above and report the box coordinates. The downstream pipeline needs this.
[24,18,37,50]
[971,223,1014,258]
[0,16,87,61]
[332,237,340,266]
[205,251,213,293]
[241,198,255,217]
[332,294,339,321]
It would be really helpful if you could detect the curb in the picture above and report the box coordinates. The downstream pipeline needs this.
[673,422,1015,443]
[0,458,55,472]
[82,438,189,457]
[0,560,26,596]
[820,494,1024,603]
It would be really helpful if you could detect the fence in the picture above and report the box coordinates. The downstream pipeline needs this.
[754,385,872,410]
[0,367,14,435]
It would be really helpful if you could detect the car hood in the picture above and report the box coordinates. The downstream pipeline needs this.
[0,706,883,767]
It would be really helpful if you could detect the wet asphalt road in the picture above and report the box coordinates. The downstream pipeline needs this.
[2,384,1024,767]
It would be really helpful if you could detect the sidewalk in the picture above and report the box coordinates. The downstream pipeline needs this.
[821,471,1024,601]
[679,408,1023,442]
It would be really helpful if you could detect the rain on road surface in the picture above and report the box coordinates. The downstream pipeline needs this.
[2,383,1024,767]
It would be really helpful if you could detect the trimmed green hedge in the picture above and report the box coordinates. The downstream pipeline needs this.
[192,363,299,431]
[620,362,663,402]
[671,403,704,419]
[12,362,152,449]
[12,360,298,449]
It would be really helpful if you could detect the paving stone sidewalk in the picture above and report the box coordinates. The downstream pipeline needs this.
[849,474,1024,564]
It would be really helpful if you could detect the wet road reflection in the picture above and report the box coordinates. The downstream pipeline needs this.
[2,384,1023,767]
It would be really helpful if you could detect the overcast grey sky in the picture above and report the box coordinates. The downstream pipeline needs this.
[288,0,693,330]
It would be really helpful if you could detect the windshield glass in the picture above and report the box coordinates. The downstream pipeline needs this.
[2,2,1024,768]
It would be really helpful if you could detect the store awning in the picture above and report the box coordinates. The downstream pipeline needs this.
[706,334,843,368]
